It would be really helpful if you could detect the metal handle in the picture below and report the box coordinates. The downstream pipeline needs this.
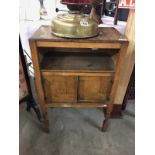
[55,8,68,13]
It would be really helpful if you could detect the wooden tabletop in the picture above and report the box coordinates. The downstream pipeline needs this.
[29,26,128,43]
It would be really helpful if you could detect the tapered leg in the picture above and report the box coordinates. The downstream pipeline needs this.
[102,106,110,132]
[42,111,49,133]
[29,41,49,133]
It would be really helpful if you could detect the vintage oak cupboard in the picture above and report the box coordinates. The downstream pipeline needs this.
[29,26,128,132]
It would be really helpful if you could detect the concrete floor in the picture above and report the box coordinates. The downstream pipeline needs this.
[19,100,135,155]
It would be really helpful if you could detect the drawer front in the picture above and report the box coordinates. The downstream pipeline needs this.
[43,75,77,103]
[78,76,113,102]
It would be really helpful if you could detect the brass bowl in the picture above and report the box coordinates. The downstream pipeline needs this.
[51,12,99,38]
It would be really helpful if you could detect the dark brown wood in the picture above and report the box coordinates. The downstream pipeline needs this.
[37,42,121,49]
[102,106,110,131]
[101,0,106,16]
[41,53,115,72]
[122,66,135,110]
[110,104,122,118]
[29,26,128,44]
[114,0,119,25]
[39,47,120,53]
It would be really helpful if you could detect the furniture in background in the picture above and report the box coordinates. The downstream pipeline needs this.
[105,0,117,17]
[29,26,128,132]
[114,0,135,25]
[19,54,28,101]
[19,36,41,121]
[114,0,119,25]
[105,0,130,23]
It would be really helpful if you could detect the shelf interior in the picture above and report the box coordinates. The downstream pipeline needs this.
[39,48,118,72]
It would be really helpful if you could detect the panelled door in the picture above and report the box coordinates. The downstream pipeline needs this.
[78,76,113,103]
[42,73,113,104]
[43,74,77,103]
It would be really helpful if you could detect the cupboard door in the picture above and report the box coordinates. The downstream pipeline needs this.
[43,75,77,103]
[78,76,113,102]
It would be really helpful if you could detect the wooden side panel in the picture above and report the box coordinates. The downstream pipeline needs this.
[43,75,77,103]
[78,76,113,102]
[109,43,128,112]
[112,9,135,107]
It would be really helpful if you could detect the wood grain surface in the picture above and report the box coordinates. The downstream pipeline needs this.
[41,54,115,72]
[29,26,128,43]
[29,24,129,132]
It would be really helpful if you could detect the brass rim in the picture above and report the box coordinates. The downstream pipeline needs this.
[51,31,99,39]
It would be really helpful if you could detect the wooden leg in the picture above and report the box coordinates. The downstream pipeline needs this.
[102,106,110,132]
[42,110,49,133]
[90,6,102,24]
[114,0,119,25]
[101,0,106,17]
